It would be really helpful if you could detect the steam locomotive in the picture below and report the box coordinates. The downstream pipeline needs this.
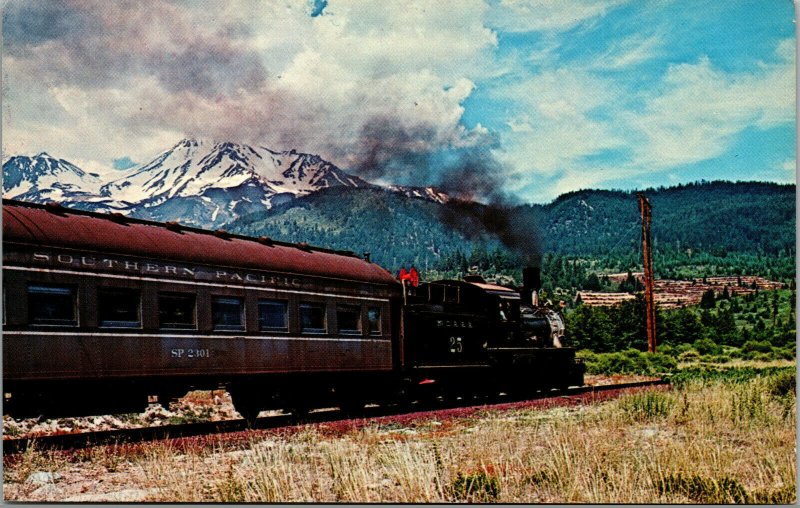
[2,199,583,419]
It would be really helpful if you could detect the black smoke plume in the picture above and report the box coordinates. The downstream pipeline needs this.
[351,119,543,267]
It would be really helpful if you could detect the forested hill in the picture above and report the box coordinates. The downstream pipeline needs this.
[225,181,795,271]
[544,181,795,257]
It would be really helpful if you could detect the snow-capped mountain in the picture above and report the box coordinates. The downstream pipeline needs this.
[3,139,373,227]
[2,152,103,205]
[100,139,367,206]
[386,184,450,204]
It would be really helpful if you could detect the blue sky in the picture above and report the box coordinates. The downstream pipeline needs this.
[2,0,796,202]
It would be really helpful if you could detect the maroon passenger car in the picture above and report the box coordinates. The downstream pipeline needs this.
[3,199,402,419]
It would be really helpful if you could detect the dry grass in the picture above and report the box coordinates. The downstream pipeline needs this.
[4,373,796,503]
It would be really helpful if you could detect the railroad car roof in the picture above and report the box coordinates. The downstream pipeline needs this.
[428,279,520,297]
[468,281,517,294]
[3,199,398,286]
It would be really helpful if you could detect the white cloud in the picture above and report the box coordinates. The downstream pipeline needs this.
[487,0,629,33]
[627,43,795,169]
[491,68,625,181]
[594,33,663,70]
[493,37,795,201]
[3,0,498,174]
[2,1,794,203]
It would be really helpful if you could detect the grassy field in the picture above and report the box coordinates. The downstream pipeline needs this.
[3,367,795,503]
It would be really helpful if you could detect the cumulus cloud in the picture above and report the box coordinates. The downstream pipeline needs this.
[627,43,795,169]
[491,68,625,179]
[2,0,794,204]
[2,0,498,187]
[492,36,795,201]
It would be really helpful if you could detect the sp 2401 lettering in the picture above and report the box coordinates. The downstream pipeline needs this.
[171,348,211,359]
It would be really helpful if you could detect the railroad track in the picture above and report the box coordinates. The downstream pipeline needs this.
[3,379,669,455]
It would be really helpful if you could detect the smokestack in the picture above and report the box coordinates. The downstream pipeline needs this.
[522,267,541,307]
[523,267,541,291]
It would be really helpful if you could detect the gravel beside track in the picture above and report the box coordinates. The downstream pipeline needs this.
[3,379,669,456]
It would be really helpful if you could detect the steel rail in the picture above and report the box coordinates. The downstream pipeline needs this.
[3,378,669,455]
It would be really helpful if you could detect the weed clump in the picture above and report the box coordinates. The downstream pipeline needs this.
[729,382,769,423]
[213,464,248,502]
[578,349,677,376]
[670,365,793,388]
[767,370,796,398]
[619,391,674,422]
[656,472,795,504]
[450,471,500,502]
[525,469,557,486]
[749,485,797,504]
[656,472,748,503]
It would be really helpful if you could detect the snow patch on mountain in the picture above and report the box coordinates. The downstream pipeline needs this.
[3,139,450,228]
[3,152,102,204]
[387,185,450,204]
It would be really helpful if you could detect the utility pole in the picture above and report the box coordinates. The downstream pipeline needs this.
[637,193,657,353]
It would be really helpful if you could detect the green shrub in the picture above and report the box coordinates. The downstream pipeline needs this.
[700,354,731,364]
[776,347,796,360]
[648,352,678,374]
[752,352,774,362]
[581,350,676,376]
[768,370,796,398]
[657,344,675,357]
[593,352,636,375]
[692,338,721,355]
[741,340,773,354]
[677,350,700,362]
[670,366,794,388]
[728,348,744,358]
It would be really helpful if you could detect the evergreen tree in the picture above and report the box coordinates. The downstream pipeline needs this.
[583,272,602,291]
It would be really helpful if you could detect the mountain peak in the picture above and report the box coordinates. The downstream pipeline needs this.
[3,152,98,203]
[174,138,204,150]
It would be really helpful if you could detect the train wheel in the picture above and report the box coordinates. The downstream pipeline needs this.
[229,387,263,427]
[239,407,261,427]
[156,392,182,411]
[339,399,365,416]
[286,404,309,418]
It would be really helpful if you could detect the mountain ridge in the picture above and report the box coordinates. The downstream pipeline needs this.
[3,139,374,227]
[223,181,795,271]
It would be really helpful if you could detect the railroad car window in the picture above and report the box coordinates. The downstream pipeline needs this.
[98,288,141,328]
[158,292,196,329]
[212,296,245,331]
[28,285,77,326]
[258,299,288,332]
[336,305,361,335]
[428,284,444,303]
[299,302,326,334]
[444,286,460,304]
[367,307,381,336]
